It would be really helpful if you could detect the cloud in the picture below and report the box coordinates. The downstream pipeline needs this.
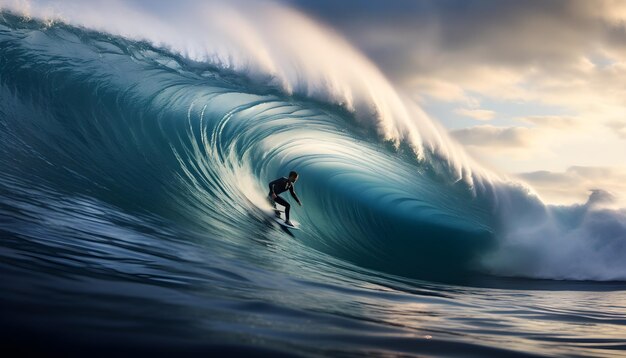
[517,115,583,129]
[288,0,626,125]
[287,0,626,76]
[454,108,496,121]
[410,77,472,103]
[518,166,626,206]
[607,121,626,139]
[450,125,535,148]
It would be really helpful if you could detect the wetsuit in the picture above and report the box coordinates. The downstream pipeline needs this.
[268,177,301,221]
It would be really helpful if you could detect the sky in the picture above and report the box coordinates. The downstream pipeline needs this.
[286,0,626,206]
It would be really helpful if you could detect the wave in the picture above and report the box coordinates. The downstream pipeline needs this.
[1,2,625,282]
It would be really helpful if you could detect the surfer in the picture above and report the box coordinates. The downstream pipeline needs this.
[268,171,302,226]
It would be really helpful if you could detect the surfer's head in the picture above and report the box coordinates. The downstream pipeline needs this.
[289,171,299,183]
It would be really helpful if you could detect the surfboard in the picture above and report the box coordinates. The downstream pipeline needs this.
[272,216,300,230]
[269,207,300,230]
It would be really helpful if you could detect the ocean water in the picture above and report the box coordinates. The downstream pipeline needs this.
[1,7,626,357]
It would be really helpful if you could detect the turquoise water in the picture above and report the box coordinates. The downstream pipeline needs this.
[1,13,625,357]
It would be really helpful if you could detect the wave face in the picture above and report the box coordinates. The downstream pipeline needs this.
[0,10,498,280]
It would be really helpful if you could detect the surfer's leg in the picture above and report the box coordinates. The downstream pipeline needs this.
[273,196,290,221]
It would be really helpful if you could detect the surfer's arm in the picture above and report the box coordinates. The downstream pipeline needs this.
[289,186,301,205]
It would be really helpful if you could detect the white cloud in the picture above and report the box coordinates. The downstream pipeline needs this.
[409,77,473,104]
[454,108,496,121]
[607,121,626,139]
[518,166,626,206]
[517,115,583,129]
[450,125,535,148]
